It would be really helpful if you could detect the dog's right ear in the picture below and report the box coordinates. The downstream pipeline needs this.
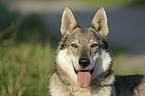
[60,7,78,37]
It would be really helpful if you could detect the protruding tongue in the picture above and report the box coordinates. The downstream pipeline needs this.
[77,71,91,88]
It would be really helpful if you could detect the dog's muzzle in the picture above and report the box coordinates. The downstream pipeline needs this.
[73,57,96,88]
[73,57,96,74]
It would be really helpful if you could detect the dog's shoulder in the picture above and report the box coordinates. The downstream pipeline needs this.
[49,72,71,96]
[114,75,145,96]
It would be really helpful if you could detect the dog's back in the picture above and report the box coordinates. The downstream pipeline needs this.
[114,75,145,96]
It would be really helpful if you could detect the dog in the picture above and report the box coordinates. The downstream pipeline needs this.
[49,7,145,96]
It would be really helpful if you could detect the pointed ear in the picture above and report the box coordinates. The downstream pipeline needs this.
[60,7,78,37]
[91,7,109,38]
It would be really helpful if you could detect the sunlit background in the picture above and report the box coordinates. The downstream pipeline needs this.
[0,0,145,96]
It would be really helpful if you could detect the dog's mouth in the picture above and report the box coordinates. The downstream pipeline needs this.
[74,66,95,88]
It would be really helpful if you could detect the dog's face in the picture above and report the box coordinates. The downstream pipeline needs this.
[57,7,111,88]
[65,27,103,73]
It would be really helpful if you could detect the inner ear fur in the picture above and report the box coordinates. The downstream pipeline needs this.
[60,7,78,37]
[91,7,109,38]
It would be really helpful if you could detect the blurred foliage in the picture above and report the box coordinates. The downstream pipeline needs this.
[130,0,145,6]
[0,2,55,96]
[0,5,19,32]
[0,2,53,45]
[0,43,55,96]
[17,14,52,44]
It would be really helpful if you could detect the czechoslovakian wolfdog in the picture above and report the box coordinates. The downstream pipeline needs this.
[49,7,145,96]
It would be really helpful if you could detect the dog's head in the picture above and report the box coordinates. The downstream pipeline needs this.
[57,7,111,88]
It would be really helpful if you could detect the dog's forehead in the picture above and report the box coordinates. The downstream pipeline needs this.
[68,27,100,43]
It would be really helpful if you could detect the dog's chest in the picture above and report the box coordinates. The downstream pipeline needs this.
[69,86,113,96]
[49,73,116,96]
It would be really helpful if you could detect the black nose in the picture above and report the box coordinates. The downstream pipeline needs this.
[79,58,90,68]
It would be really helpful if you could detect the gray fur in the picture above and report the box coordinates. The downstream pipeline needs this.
[49,7,145,96]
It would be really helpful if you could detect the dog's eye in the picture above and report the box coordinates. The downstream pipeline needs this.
[71,44,78,48]
[90,44,98,48]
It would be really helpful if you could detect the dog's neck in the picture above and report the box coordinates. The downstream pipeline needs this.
[56,64,115,89]
[90,70,115,89]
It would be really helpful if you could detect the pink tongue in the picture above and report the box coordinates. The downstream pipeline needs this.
[77,71,91,88]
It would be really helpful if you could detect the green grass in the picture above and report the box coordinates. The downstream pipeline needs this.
[0,43,55,96]
[113,53,145,75]
[0,3,56,95]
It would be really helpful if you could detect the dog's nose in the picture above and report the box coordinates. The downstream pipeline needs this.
[79,58,90,68]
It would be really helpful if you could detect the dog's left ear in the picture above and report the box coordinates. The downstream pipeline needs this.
[91,7,109,38]
[60,7,78,37]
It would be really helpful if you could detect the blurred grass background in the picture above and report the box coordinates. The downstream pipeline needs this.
[0,2,55,96]
[0,0,145,96]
